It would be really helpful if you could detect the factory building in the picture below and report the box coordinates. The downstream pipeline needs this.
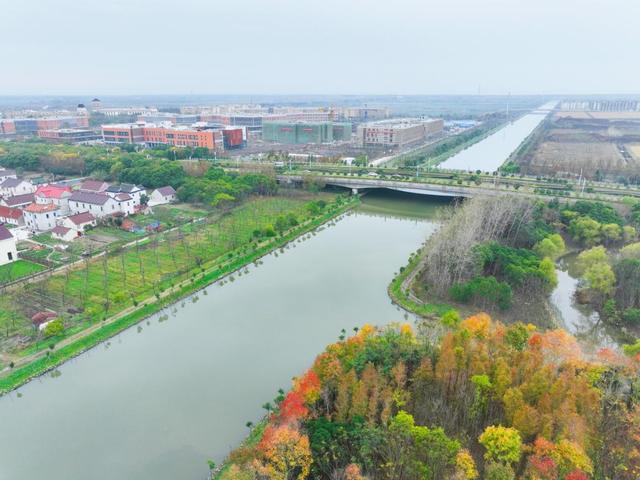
[262,121,352,144]
[356,118,443,148]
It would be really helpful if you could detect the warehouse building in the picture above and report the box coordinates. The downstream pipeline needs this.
[356,118,443,148]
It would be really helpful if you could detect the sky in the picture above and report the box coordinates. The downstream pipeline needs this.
[2,0,639,96]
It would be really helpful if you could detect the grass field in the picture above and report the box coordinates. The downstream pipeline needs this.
[0,193,336,363]
[0,260,46,284]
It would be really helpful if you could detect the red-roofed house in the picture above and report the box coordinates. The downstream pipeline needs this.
[23,203,60,232]
[60,212,96,233]
[35,184,72,215]
[0,205,24,226]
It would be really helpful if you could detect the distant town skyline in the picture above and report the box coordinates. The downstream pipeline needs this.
[3,0,640,96]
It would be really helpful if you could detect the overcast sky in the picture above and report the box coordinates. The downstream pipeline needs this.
[2,0,638,95]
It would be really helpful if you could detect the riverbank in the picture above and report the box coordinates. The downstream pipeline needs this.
[0,195,360,395]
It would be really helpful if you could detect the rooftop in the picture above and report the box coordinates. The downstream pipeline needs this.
[66,212,95,225]
[35,184,72,199]
[25,203,59,213]
[0,224,13,241]
[3,193,35,207]
[69,191,112,205]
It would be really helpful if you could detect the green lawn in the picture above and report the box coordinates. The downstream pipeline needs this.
[0,259,46,284]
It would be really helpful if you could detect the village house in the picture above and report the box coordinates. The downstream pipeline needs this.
[0,224,18,266]
[78,179,110,193]
[68,191,121,218]
[35,184,72,215]
[0,193,35,209]
[23,203,60,232]
[0,178,36,197]
[0,205,24,226]
[59,211,96,233]
[149,186,176,206]
[0,169,17,183]
[51,225,77,242]
[106,183,144,205]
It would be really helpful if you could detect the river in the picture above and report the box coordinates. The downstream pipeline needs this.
[438,102,556,172]
[0,191,448,480]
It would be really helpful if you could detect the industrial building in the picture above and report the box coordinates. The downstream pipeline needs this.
[356,118,444,148]
[262,121,352,144]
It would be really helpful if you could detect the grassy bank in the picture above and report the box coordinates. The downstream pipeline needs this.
[387,249,452,318]
[0,195,359,395]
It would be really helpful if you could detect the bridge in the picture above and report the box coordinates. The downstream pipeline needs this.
[279,175,507,198]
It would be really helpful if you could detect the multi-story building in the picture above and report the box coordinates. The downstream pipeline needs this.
[101,123,146,144]
[34,184,73,215]
[262,121,352,144]
[341,107,390,122]
[24,203,61,232]
[37,128,99,144]
[101,123,240,151]
[356,118,444,148]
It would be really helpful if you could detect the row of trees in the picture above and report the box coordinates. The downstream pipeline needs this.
[219,316,640,479]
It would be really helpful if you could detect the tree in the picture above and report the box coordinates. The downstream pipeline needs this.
[575,246,609,275]
[484,462,515,480]
[478,425,522,465]
[620,242,640,260]
[256,425,312,480]
[569,217,602,246]
[534,234,565,259]
[584,262,616,296]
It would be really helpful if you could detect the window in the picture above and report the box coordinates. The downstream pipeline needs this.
[7,252,12,261]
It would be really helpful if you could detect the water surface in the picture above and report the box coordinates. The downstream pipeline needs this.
[438,102,555,172]
[0,191,445,480]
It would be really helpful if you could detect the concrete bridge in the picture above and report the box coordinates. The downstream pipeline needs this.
[278,174,508,198]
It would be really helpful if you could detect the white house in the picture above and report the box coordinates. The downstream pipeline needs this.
[60,212,97,233]
[68,191,121,218]
[0,205,24,226]
[0,169,17,183]
[149,186,176,206]
[51,225,78,242]
[34,184,72,215]
[0,178,36,197]
[23,203,61,232]
[0,224,18,266]
[106,183,144,205]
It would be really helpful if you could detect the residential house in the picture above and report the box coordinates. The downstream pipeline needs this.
[51,225,77,242]
[79,180,110,193]
[68,191,120,218]
[149,186,176,206]
[24,203,60,232]
[0,205,24,226]
[35,184,72,215]
[0,169,17,183]
[113,193,135,216]
[106,183,144,205]
[0,224,17,266]
[60,212,96,233]
[0,193,35,209]
[0,178,36,197]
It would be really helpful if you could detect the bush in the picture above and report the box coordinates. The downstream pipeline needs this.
[450,276,513,310]
[43,319,64,338]
[622,308,640,325]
